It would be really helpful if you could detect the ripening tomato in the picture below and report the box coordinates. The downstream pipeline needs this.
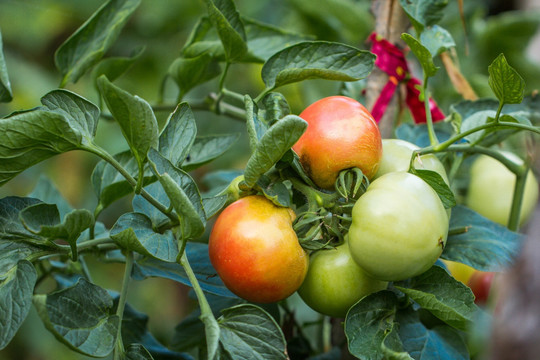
[467,271,496,305]
[292,96,382,190]
[208,195,308,303]
[374,139,449,185]
[442,260,476,285]
[466,153,539,227]
[348,172,449,281]
[297,239,388,318]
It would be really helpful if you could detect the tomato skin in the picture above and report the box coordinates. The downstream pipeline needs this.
[298,241,387,318]
[466,153,539,227]
[292,96,382,190]
[374,139,449,185]
[467,271,495,305]
[208,195,308,303]
[443,260,476,285]
[348,172,449,281]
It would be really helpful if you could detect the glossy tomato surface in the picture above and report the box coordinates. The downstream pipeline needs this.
[292,96,382,190]
[298,240,387,318]
[348,172,449,281]
[466,153,539,227]
[208,195,308,303]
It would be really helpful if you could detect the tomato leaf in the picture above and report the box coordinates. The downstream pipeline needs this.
[243,115,307,188]
[203,0,247,62]
[256,176,292,208]
[182,134,240,172]
[244,95,266,153]
[0,30,13,102]
[396,307,469,360]
[158,103,197,168]
[97,75,159,171]
[442,205,523,272]
[55,0,141,86]
[394,266,478,331]
[0,197,43,242]
[0,260,37,350]
[488,53,525,105]
[168,53,221,98]
[259,92,290,126]
[261,41,375,92]
[132,242,237,298]
[217,304,287,360]
[91,45,145,87]
[399,0,448,34]
[33,278,119,357]
[202,194,228,219]
[345,291,399,360]
[125,344,153,360]
[401,34,439,78]
[110,212,178,262]
[420,25,455,57]
[29,176,73,219]
[410,169,456,208]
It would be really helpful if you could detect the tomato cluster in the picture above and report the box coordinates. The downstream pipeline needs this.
[208,95,537,316]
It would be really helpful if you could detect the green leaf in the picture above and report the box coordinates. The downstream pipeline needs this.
[29,176,73,219]
[92,45,145,85]
[19,204,93,243]
[110,212,178,262]
[399,0,448,33]
[244,95,264,153]
[218,304,287,360]
[168,53,221,98]
[203,195,228,219]
[257,177,291,208]
[345,291,399,360]
[381,326,414,360]
[243,115,307,188]
[0,90,100,186]
[91,150,155,211]
[204,0,247,62]
[149,149,206,240]
[395,266,478,331]
[442,205,523,272]
[97,75,159,169]
[0,260,37,350]
[420,25,455,57]
[0,241,41,275]
[410,169,456,208]
[125,344,154,360]
[0,197,42,242]
[261,41,375,91]
[259,92,290,125]
[33,278,119,357]
[488,53,525,105]
[55,0,141,85]
[0,30,13,102]
[182,134,240,172]
[401,33,439,77]
[158,103,197,167]
[396,308,469,360]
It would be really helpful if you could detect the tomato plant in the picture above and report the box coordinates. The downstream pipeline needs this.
[466,153,539,227]
[348,172,449,281]
[292,96,382,190]
[297,239,387,318]
[0,1,538,360]
[208,195,308,303]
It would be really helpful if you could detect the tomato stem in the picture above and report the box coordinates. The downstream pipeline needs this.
[423,75,440,146]
[113,251,134,360]
[507,168,529,231]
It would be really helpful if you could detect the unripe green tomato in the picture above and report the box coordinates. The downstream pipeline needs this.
[348,172,449,281]
[466,153,539,227]
[297,240,388,318]
[374,139,449,185]
[208,195,308,303]
[292,96,382,190]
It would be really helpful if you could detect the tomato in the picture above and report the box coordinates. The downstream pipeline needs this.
[208,195,308,303]
[467,271,496,305]
[348,172,449,281]
[297,240,388,318]
[466,153,539,227]
[292,96,382,190]
[442,260,476,285]
[374,139,449,185]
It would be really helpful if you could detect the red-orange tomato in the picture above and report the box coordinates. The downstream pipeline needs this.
[208,195,308,303]
[292,96,382,190]
[467,271,496,305]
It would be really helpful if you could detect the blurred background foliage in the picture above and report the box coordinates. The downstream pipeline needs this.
[0,0,539,359]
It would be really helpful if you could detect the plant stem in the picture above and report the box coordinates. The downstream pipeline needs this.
[218,62,231,92]
[77,236,116,252]
[507,169,529,231]
[113,251,134,360]
[423,75,439,146]
[289,177,340,212]
[83,144,177,223]
[494,101,504,123]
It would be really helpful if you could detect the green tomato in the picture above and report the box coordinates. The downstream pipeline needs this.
[374,139,449,185]
[466,153,539,227]
[297,241,388,318]
[348,172,449,281]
